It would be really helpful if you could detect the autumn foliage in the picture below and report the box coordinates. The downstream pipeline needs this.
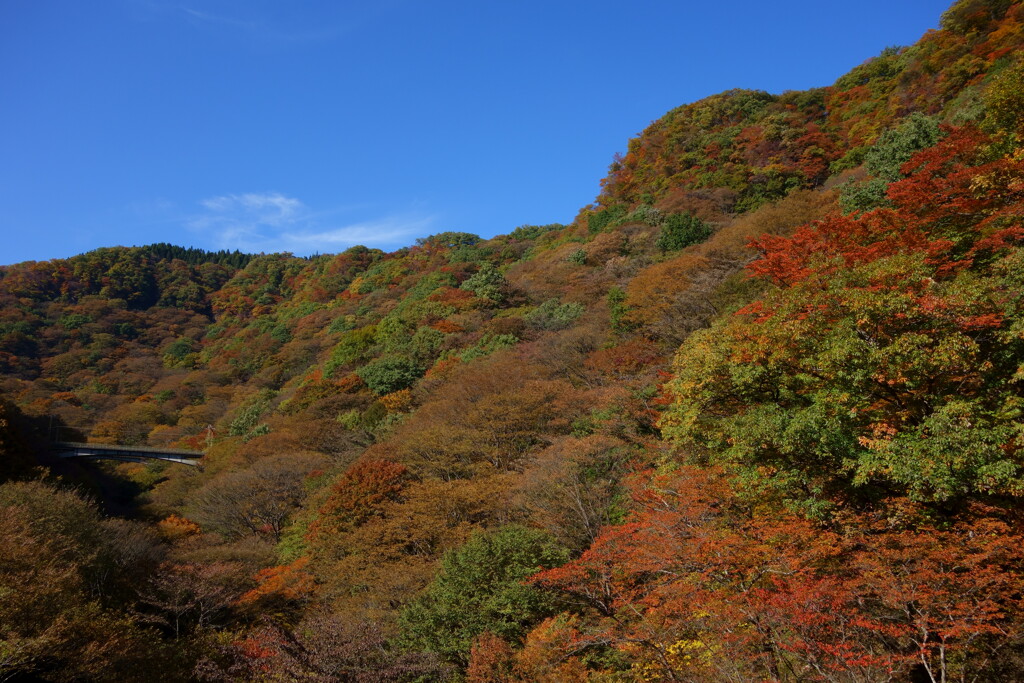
[2,3,1023,680]
[528,468,1024,681]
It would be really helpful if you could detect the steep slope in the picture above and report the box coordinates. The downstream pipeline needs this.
[598,0,1024,213]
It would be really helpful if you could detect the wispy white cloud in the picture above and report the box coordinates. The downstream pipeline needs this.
[187,192,435,254]
[177,4,350,43]
[277,215,438,251]
[198,192,302,224]
[180,6,258,32]
[126,2,351,43]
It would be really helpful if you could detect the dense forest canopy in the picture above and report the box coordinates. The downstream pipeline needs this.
[3,1,1024,680]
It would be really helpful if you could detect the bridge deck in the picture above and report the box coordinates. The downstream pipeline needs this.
[51,441,204,466]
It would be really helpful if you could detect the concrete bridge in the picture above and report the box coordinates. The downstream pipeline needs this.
[50,441,203,467]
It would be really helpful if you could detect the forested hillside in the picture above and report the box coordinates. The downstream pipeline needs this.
[3,1,1024,680]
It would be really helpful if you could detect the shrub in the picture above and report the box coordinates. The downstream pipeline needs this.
[356,356,423,395]
[587,205,628,233]
[399,525,568,667]
[525,299,585,330]
[460,264,508,303]
[655,212,712,252]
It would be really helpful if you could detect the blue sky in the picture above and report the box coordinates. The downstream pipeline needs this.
[1,0,954,264]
